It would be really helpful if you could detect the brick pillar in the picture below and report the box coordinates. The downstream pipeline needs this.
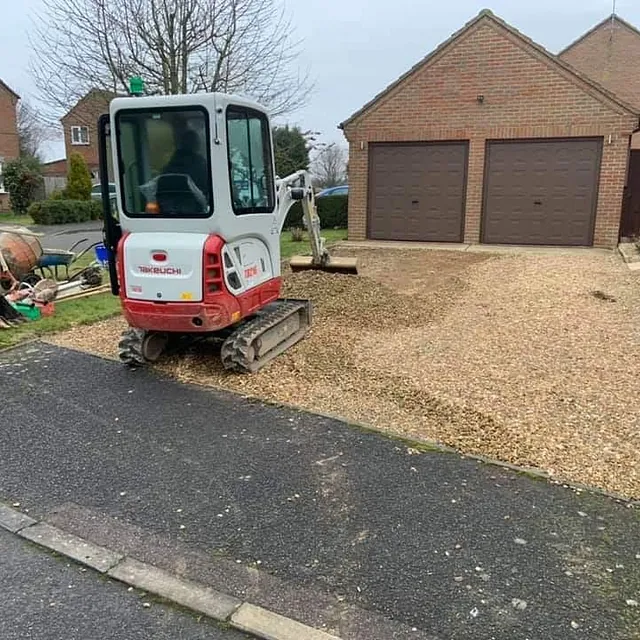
[463,137,486,243]
[593,135,629,248]
[347,140,368,240]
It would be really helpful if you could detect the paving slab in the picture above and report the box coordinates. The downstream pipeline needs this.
[0,343,639,640]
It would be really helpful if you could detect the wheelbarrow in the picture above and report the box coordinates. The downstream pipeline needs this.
[28,238,102,284]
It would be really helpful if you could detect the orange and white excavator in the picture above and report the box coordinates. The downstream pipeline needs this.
[98,84,356,372]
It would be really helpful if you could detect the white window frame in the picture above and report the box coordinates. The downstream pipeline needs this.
[71,125,90,145]
[0,159,5,194]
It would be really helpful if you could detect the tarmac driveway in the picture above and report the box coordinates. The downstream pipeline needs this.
[0,344,639,639]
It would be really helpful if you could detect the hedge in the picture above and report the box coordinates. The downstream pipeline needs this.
[284,194,347,229]
[27,194,347,228]
[28,199,103,225]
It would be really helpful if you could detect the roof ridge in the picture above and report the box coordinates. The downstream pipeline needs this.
[0,79,20,100]
[61,87,118,120]
[339,10,638,130]
[558,13,640,56]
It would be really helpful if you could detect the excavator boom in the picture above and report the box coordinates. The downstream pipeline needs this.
[275,171,357,275]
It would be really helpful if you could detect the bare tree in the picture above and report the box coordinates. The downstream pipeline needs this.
[312,143,347,188]
[17,100,58,160]
[29,0,312,118]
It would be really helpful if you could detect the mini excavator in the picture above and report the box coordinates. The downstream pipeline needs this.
[98,85,357,372]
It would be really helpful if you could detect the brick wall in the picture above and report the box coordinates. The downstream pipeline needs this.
[343,18,638,248]
[0,84,19,212]
[560,18,640,111]
[62,91,112,174]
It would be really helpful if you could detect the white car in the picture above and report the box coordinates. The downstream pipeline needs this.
[90,182,117,201]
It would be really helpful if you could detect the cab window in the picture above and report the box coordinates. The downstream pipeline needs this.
[226,106,275,214]
[116,107,212,217]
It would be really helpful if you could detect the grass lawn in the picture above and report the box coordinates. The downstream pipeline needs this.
[0,293,121,350]
[280,228,347,258]
[0,213,34,227]
[0,228,349,349]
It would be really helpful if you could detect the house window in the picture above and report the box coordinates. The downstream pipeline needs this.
[0,160,4,194]
[71,126,90,145]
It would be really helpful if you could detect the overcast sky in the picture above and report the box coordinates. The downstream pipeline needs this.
[1,0,638,161]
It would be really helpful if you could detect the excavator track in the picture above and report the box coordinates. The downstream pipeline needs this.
[221,299,312,373]
[118,327,147,367]
[118,327,169,367]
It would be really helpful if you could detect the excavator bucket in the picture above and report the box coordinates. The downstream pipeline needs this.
[289,255,358,275]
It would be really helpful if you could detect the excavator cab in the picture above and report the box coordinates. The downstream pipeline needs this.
[97,87,356,372]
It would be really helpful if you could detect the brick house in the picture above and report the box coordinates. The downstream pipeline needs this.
[559,14,640,238]
[61,88,115,179]
[340,10,640,248]
[0,80,20,212]
[559,15,640,114]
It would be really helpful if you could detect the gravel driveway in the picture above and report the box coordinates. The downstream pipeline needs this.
[49,247,640,498]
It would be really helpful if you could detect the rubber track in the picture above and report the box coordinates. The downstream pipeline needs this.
[220,300,311,373]
[118,327,147,367]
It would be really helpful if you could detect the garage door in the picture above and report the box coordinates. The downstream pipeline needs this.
[368,142,468,242]
[482,139,602,246]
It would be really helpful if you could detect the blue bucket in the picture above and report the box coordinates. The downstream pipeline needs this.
[94,244,109,267]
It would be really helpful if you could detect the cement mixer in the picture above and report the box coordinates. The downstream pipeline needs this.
[0,227,43,294]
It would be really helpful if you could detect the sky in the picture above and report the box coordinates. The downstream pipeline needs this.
[1,0,639,162]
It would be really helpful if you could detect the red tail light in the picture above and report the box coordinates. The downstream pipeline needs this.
[203,235,225,299]
[152,251,167,262]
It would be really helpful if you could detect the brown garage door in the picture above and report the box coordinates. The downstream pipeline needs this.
[482,138,602,246]
[368,142,468,242]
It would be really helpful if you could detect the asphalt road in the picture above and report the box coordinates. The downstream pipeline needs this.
[1,344,639,639]
[0,220,104,253]
[31,221,104,252]
[0,528,249,640]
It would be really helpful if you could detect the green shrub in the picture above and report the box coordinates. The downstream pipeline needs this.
[3,157,43,215]
[283,194,347,229]
[64,153,92,200]
[49,189,65,200]
[29,199,102,225]
[27,201,42,222]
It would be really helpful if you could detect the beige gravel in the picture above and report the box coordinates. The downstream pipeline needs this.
[48,247,640,498]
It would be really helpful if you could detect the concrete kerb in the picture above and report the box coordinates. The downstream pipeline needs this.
[0,503,37,532]
[0,503,343,640]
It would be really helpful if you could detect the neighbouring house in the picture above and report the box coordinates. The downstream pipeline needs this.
[340,10,640,248]
[559,14,640,238]
[0,80,20,212]
[559,15,640,116]
[61,88,115,179]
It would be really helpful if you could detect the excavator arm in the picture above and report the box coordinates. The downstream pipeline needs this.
[274,170,329,267]
[274,170,356,274]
